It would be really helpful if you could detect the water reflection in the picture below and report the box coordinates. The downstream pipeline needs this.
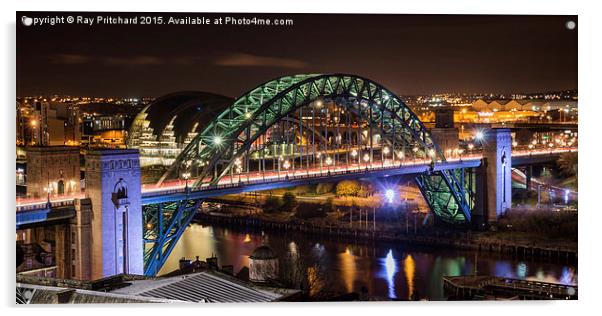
[403,255,415,300]
[162,223,578,300]
[339,247,356,293]
[516,262,528,279]
[379,249,398,299]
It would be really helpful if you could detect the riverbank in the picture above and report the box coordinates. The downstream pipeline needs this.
[195,212,577,264]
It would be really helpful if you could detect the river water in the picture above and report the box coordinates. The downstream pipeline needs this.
[159,223,577,300]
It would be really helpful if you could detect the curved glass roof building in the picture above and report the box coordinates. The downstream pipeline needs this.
[128,91,233,166]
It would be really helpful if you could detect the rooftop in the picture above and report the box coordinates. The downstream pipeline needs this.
[111,271,289,303]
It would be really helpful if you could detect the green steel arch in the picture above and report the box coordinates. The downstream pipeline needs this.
[159,74,472,223]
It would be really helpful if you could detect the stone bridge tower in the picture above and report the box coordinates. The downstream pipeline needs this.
[85,149,143,279]
[474,128,512,226]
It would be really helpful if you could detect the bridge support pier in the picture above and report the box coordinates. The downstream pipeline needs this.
[54,223,71,279]
[475,128,512,226]
[86,149,143,279]
[69,198,92,280]
[526,165,533,191]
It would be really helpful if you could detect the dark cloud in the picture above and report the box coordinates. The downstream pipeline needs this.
[50,54,91,64]
[215,53,309,69]
[50,54,201,66]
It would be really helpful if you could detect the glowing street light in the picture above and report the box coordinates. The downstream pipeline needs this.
[213,135,223,146]
[325,156,333,166]
[351,149,358,158]
[182,172,191,191]
[385,189,395,204]
[468,143,474,150]
[475,130,484,141]
[283,160,290,170]
[363,153,370,163]
[383,146,390,155]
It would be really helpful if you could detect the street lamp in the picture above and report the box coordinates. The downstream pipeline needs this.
[182,172,191,192]
[363,153,370,168]
[43,185,53,207]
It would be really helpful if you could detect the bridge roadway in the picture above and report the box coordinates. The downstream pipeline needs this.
[15,147,576,227]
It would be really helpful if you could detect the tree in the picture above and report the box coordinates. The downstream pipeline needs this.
[336,180,360,196]
[278,243,336,300]
[263,195,282,213]
[558,152,578,178]
[281,192,298,212]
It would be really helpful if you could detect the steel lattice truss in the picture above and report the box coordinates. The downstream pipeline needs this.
[143,199,201,276]
[159,74,472,221]
[144,73,475,275]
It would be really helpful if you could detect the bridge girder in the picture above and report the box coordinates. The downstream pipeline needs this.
[143,73,476,275]
[158,74,472,223]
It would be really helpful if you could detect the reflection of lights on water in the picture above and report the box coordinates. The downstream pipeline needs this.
[404,255,415,300]
[560,267,577,285]
[340,246,356,293]
[243,234,251,243]
[288,241,298,255]
[313,243,325,255]
[516,262,528,279]
[494,261,513,278]
[380,249,398,299]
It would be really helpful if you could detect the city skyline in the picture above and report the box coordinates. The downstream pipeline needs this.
[17,13,577,98]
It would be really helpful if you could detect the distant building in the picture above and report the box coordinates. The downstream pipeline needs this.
[25,146,80,198]
[16,100,82,146]
[127,91,233,167]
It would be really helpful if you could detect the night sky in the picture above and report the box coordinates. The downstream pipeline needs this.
[16,12,577,98]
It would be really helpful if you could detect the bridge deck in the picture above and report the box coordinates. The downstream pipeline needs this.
[15,148,576,212]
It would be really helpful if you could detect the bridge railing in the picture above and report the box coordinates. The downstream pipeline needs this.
[141,159,478,198]
[16,199,76,212]
[17,147,578,207]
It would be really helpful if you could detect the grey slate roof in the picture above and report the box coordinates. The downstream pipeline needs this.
[112,271,283,303]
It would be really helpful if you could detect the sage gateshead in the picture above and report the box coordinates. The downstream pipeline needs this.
[127,91,233,167]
